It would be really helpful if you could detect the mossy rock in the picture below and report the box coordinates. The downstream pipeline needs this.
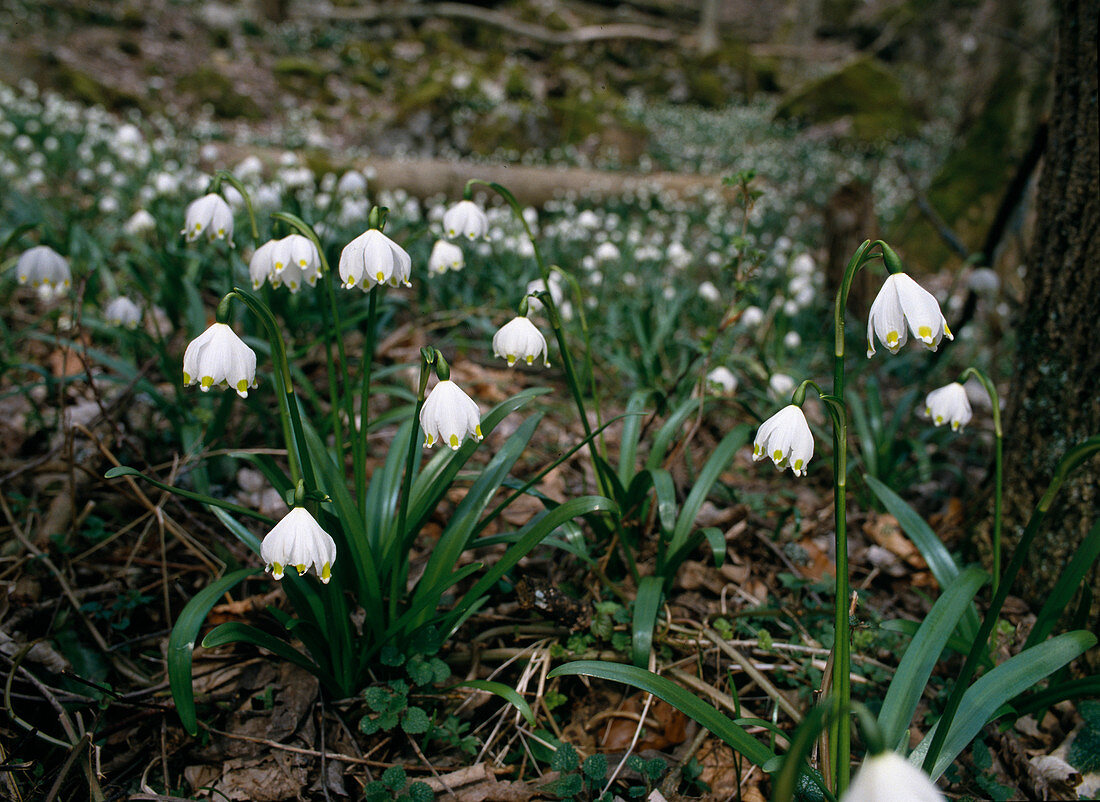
[775,56,921,140]
[176,67,263,119]
[52,63,143,111]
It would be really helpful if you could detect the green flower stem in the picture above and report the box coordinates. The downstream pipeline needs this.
[959,366,1004,594]
[828,238,888,795]
[272,212,353,477]
[224,288,313,489]
[922,435,1100,774]
[390,349,433,620]
[357,286,380,518]
[465,179,610,496]
[211,171,259,243]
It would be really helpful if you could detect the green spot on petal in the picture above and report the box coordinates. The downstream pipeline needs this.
[449,434,460,448]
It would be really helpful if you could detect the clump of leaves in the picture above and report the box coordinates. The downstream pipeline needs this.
[363,765,432,802]
[544,745,667,801]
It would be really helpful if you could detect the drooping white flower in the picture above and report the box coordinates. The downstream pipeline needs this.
[698,281,721,303]
[336,169,368,196]
[705,366,738,396]
[16,245,71,289]
[338,229,412,290]
[182,193,234,244]
[867,273,953,357]
[428,240,465,275]
[753,404,814,477]
[123,209,157,236]
[594,241,620,262]
[967,267,1000,294]
[493,316,550,367]
[260,507,336,583]
[182,323,257,398]
[924,382,973,431]
[784,331,802,349]
[840,751,945,802]
[105,296,142,329]
[250,235,322,292]
[443,200,489,241]
[740,305,765,328]
[768,372,796,400]
[420,379,483,450]
[525,275,565,315]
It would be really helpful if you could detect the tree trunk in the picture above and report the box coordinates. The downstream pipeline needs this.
[1002,0,1099,661]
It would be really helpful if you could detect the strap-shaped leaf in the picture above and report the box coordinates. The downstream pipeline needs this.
[663,425,750,572]
[618,390,655,484]
[451,680,536,726]
[168,568,260,735]
[1025,517,1100,649]
[910,630,1097,779]
[202,621,337,690]
[878,566,987,751]
[209,506,263,556]
[411,414,542,624]
[106,466,273,524]
[645,397,699,471]
[548,661,776,768]
[864,474,979,643]
[442,496,617,635]
[631,576,665,667]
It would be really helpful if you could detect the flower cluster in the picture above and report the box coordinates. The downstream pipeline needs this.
[250,234,322,292]
[339,229,412,290]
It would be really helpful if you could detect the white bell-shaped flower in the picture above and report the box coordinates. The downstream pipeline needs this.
[740,305,765,328]
[705,366,738,396]
[182,193,234,244]
[16,245,71,289]
[123,209,157,236]
[867,273,953,357]
[595,241,620,262]
[493,316,550,367]
[338,229,412,290]
[260,507,337,583]
[182,322,257,398]
[336,169,368,196]
[250,235,322,292]
[105,296,142,329]
[428,240,465,275]
[840,751,945,802]
[753,404,814,477]
[420,379,483,450]
[924,382,973,431]
[443,200,489,241]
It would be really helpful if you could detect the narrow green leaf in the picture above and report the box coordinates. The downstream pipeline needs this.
[105,466,274,524]
[209,506,263,556]
[665,425,750,569]
[912,630,1097,779]
[168,569,260,735]
[618,390,654,485]
[878,567,987,751]
[701,527,726,567]
[443,496,617,635]
[1025,517,1100,649]
[412,414,541,621]
[451,680,536,726]
[202,622,337,689]
[631,576,665,667]
[645,397,699,471]
[547,661,775,768]
[864,474,979,643]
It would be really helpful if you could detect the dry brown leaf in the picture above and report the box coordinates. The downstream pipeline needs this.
[596,693,688,752]
[209,590,282,625]
[862,513,926,568]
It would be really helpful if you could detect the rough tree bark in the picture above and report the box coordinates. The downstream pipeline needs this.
[1001,0,1099,657]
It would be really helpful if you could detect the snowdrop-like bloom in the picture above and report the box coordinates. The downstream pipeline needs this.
[105,296,142,329]
[260,507,336,583]
[16,245,71,289]
[594,241,620,262]
[740,305,765,328]
[967,267,1000,294]
[250,235,322,292]
[182,193,234,244]
[768,372,796,400]
[705,366,738,396]
[420,379,483,450]
[840,751,945,802]
[698,281,721,303]
[123,209,157,236]
[182,323,257,398]
[428,240,465,274]
[924,382,972,431]
[336,169,367,196]
[784,331,802,349]
[338,229,412,290]
[493,316,550,367]
[867,273,953,357]
[753,405,814,477]
[443,200,489,241]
